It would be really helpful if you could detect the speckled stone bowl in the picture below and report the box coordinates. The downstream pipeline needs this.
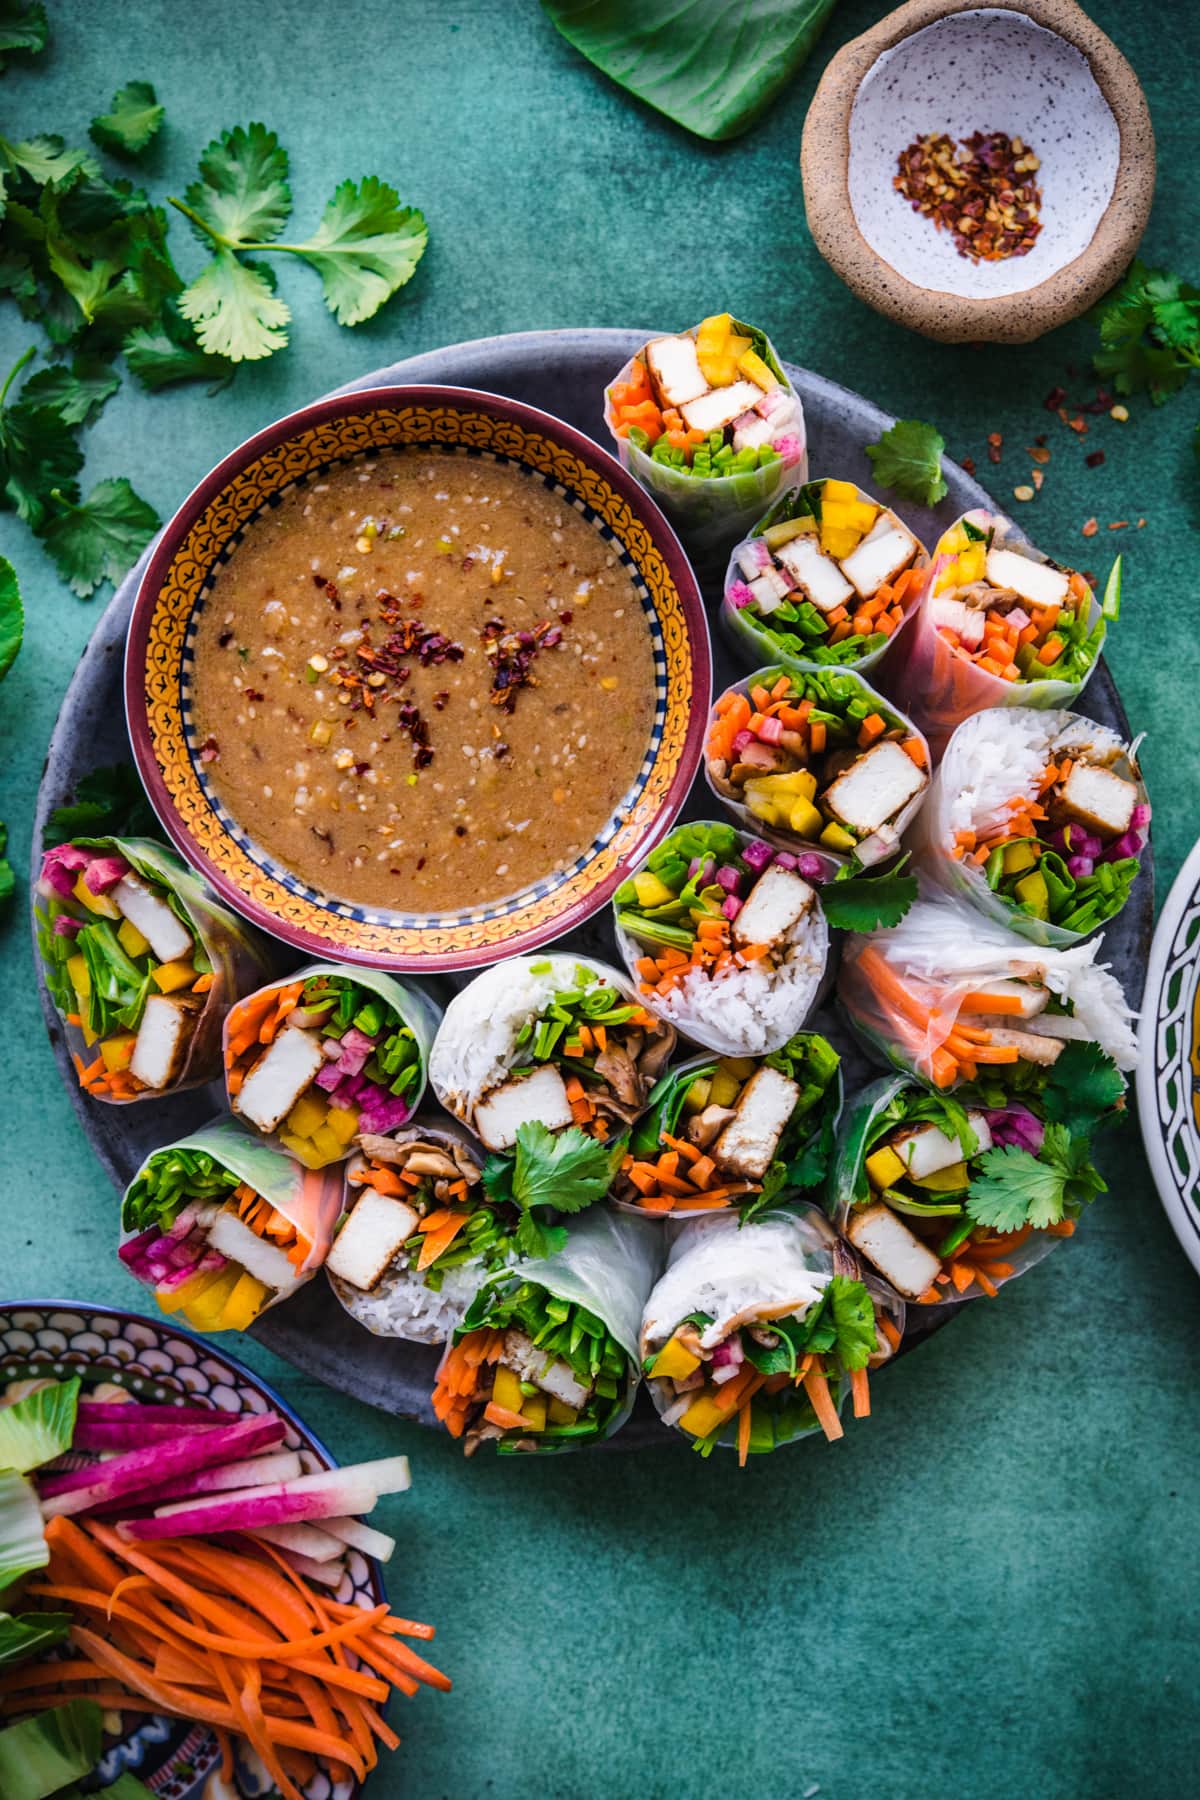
[801,0,1155,343]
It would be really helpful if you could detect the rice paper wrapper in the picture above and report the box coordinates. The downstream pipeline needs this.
[642,1209,838,1357]
[704,667,930,868]
[40,837,275,1104]
[224,962,441,1149]
[429,952,657,1126]
[908,707,1149,949]
[328,1116,490,1346]
[883,512,1104,758]
[837,892,1139,1083]
[613,827,832,1058]
[121,1116,343,1296]
[830,1075,1073,1304]
[720,480,929,679]
[603,321,807,564]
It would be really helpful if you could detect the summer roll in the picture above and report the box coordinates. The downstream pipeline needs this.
[705,666,930,868]
[430,1208,661,1455]
[119,1119,343,1332]
[612,1036,842,1220]
[604,313,807,555]
[614,821,831,1057]
[223,964,439,1169]
[910,705,1149,946]
[36,837,272,1102]
[722,478,928,675]
[838,893,1138,1090]
[640,1208,903,1463]
[830,1075,1114,1306]
[429,955,674,1153]
[886,510,1118,754]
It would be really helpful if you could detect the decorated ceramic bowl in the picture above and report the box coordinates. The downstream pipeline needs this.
[126,385,710,972]
[0,1299,381,1799]
[1138,841,1200,1282]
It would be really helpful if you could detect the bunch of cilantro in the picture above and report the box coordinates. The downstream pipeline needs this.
[0,10,428,597]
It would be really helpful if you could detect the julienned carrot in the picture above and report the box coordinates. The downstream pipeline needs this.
[737,1398,752,1468]
[849,1365,871,1419]
[959,989,1025,1016]
[802,1366,843,1442]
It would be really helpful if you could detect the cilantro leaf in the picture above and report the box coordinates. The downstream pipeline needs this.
[864,418,948,507]
[40,477,159,598]
[1093,260,1200,404]
[0,0,47,74]
[178,250,290,362]
[123,312,231,391]
[966,1123,1106,1233]
[825,1275,879,1371]
[513,1212,568,1261]
[181,122,291,247]
[0,553,23,681]
[510,1122,625,1215]
[291,179,428,326]
[0,822,12,914]
[43,763,157,847]
[0,351,84,528]
[0,133,94,189]
[22,355,119,425]
[819,871,917,933]
[89,81,164,159]
[1040,1039,1126,1138]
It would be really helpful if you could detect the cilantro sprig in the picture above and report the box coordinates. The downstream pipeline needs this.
[965,1122,1106,1234]
[89,81,164,160]
[0,553,21,919]
[864,418,948,507]
[483,1122,625,1260]
[819,869,917,933]
[1093,260,1200,404]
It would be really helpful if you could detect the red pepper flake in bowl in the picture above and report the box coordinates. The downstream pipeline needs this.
[894,130,1042,264]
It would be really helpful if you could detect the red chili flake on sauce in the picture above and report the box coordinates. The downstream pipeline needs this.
[217,630,234,648]
[199,736,220,764]
[894,130,1042,263]
[244,688,265,703]
[481,617,565,713]
[559,610,574,625]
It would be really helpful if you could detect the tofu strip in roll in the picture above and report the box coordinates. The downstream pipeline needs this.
[723,478,928,674]
[830,1075,1117,1306]
[613,1035,842,1220]
[910,705,1149,946]
[706,665,930,867]
[36,836,271,1102]
[614,821,831,1058]
[641,1209,903,1463]
[119,1119,343,1332]
[431,1209,660,1456]
[429,955,674,1154]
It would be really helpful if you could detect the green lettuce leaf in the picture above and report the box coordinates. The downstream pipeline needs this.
[0,1609,70,1669]
[89,80,164,159]
[0,1471,48,1590]
[0,1376,79,1471]
[542,0,838,142]
[0,553,22,681]
[0,1699,102,1800]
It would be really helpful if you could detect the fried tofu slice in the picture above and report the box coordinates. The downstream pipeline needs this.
[207,1210,304,1296]
[681,380,763,435]
[840,513,919,600]
[129,994,197,1091]
[1059,762,1138,839]
[473,1064,574,1152]
[113,874,193,964]
[502,1329,590,1408]
[822,740,926,835]
[234,1025,326,1134]
[644,336,710,409]
[775,534,855,613]
[981,1026,1064,1066]
[731,865,815,950]
[984,547,1071,611]
[327,1190,421,1291]
[713,1066,800,1180]
[846,1203,943,1302]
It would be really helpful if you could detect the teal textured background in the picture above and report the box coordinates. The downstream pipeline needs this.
[1,3,1198,1795]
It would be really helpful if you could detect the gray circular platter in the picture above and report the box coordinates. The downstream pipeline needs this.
[31,328,1153,1443]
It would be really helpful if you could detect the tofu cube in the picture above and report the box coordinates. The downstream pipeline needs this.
[985,547,1071,612]
[892,1112,992,1179]
[746,567,793,615]
[207,1210,303,1296]
[644,335,710,409]
[774,534,855,614]
[846,1203,944,1301]
[234,1025,326,1135]
[713,1066,800,1180]
[1059,762,1138,840]
[113,874,193,964]
[839,513,919,600]
[731,865,815,950]
[327,1190,421,1291]
[129,995,196,1091]
[502,1329,591,1408]
[822,740,926,835]
[681,380,764,436]
[473,1064,574,1152]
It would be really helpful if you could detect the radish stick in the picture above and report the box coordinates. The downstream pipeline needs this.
[320,1517,396,1563]
[121,1480,380,1539]
[253,1522,348,1563]
[39,1416,286,1516]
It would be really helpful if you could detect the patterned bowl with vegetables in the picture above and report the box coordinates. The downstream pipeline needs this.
[125,386,710,972]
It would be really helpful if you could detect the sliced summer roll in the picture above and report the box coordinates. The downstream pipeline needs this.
[613,822,832,1057]
[119,1119,343,1332]
[430,1208,661,1455]
[223,964,439,1169]
[706,666,930,868]
[722,479,928,674]
[887,511,1120,754]
[429,955,674,1154]
[604,313,806,556]
[35,837,272,1102]
[838,894,1138,1089]
[830,1075,1112,1305]
[326,1119,511,1344]
[910,706,1149,946]
[613,1035,842,1221]
[640,1208,904,1462]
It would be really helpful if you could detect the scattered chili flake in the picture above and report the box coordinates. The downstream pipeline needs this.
[1067,415,1088,435]
[1085,450,1106,468]
[1080,388,1114,415]
[1031,469,1044,490]
[559,610,574,625]
[481,616,566,713]
[396,700,433,769]
[1028,446,1051,465]
[244,688,265,703]
[432,690,450,711]
[1137,517,1147,528]
[987,441,1002,465]
[894,130,1042,262]
[455,824,468,838]
[1108,520,1128,531]
[1034,434,1048,447]
[217,629,234,648]
[1081,518,1099,537]
[960,456,976,476]
[1044,387,1067,412]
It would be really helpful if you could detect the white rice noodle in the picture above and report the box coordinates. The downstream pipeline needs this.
[640,1212,835,1361]
[327,1254,481,1346]
[937,706,1127,842]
